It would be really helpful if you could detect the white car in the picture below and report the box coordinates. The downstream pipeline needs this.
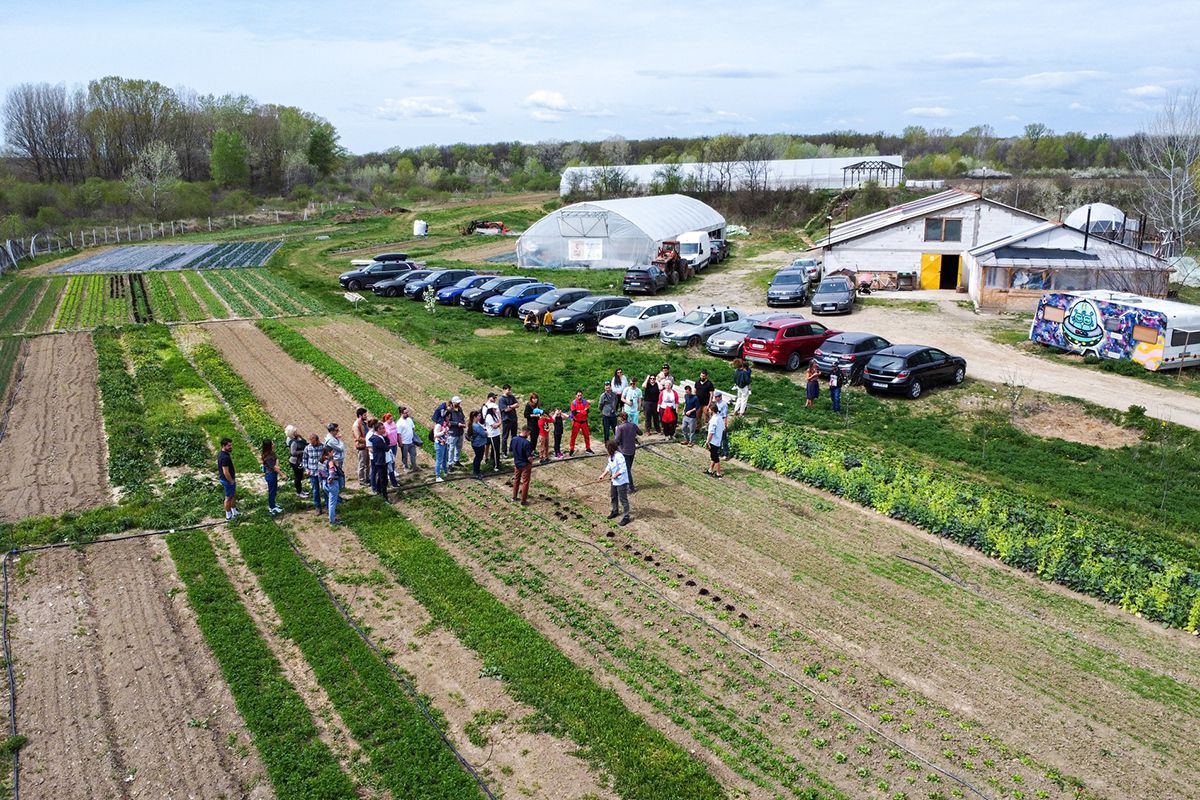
[596,300,684,341]
[790,257,822,283]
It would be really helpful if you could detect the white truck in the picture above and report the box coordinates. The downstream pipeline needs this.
[676,231,713,272]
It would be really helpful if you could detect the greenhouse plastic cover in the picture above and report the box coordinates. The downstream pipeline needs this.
[516,194,725,269]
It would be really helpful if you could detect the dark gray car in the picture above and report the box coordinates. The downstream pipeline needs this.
[766,269,809,306]
[812,332,892,383]
[811,276,856,315]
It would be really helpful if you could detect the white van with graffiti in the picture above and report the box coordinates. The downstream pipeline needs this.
[1029,290,1200,371]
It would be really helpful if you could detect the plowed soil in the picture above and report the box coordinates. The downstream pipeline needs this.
[12,537,270,800]
[0,333,109,521]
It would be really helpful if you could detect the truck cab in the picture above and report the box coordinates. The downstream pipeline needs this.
[677,231,713,272]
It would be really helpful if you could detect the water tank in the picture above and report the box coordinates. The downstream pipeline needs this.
[413,219,429,237]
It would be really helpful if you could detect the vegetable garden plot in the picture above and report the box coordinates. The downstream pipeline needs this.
[0,281,44,336]
[51,241,281,274]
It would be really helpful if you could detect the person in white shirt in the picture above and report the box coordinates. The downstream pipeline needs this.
[610,368,630,398]
[597,440,631,525]
[396,406,417,471]
[483,394,503,471]
[657,379,680,440]
[715,391,731,458]
[705,403,725,479]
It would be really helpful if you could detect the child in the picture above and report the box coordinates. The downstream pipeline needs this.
[537,407,551,464]
[541,308,554,332]
[552,408,566,459]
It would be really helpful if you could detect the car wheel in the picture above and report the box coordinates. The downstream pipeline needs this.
[953,367,965,385]
[503,306,516,318]
[688,335,701,348]
[625,327,640,341]
[785,352,802,371]
[348,280,361,290]
[735,344,744,359]
[908,380,923,399]
[386,287,398,298]
[574,321,587,334]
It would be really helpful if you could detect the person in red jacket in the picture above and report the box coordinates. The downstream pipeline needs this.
[568,390,594,455]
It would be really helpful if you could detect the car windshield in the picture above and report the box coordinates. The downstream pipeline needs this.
[678,310,707,325]
[680,242,700,255]
[820,340,856,354]
[816,280,850,295]
[791,259,816,268]
[868,355,906,370]
[615,305,644,318]
[502,284,533,296]
[404,272,430,282]
[772,273,805,286]
[453,276,479,288]
[534,290,559,302]
[476,278,505,290]
[566,298,595,312]
[749,324,778,339]
[723,319,754,335]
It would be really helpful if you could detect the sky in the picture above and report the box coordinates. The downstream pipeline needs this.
[3,0,1199,154]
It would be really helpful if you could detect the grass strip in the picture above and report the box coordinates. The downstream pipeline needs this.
[0,339,21,402]
[731,424,1200,634]
[203,270,256,317]
[183,270,229,318]
[122,325,211,469]
[144,273,181,322]
[188,340,281,450]
[340,496,727,800]
[229,514,484,799]
[26,277,65,332]
[256,319,392,417]
[92,328,157,488]
[166,527,357,799]
[0,282,42,336]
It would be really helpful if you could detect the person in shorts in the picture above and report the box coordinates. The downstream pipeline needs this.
[217,438,239,520]
[705,404,725,479]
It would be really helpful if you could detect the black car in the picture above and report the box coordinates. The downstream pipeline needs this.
[766,269,809,306]
[813,332,892,383]
[862,345,966,399]
[339,260,415,290]
[550,295,632,333]
[710,238,730,263]
[459,276,537,310]
[372,270,433,297]
[404,268,477,300]
[517,287,592,319]
[623,265,669,295]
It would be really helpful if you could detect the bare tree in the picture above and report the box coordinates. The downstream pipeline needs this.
[2,82,81,182]
[1129,91,1200,254]
[736,135,780,194]
[599,135,631,166]
[704,133,743,192]
[125,140,179,218]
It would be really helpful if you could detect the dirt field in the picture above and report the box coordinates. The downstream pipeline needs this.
[11,537,270,799]
[0,333,110,521]
[680,268,1200,430]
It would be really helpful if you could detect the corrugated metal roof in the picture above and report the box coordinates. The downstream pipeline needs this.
[970,222,1171,271]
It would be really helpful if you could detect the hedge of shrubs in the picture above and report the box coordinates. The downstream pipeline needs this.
[730,425,1200,634]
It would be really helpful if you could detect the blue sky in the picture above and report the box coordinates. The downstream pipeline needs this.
[4,0,1198,154]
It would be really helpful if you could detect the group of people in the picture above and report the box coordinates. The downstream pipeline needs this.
[216,359,756,528]
[804,361,848,413]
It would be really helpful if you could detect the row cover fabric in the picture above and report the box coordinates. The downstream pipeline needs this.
[517,194,725,270]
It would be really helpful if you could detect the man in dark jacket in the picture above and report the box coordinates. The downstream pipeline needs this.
[599,381,620,443]
[498,384,519,456]
[613,412,641,493]
[694,369,714,428]
[510,426,535,504]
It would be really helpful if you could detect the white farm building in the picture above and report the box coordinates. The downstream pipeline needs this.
[559,156,904,196]
[516,194,725,270]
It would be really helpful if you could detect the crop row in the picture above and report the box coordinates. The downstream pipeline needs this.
[144,273,181,322]
[220,269,280,316]
[53,277,83,329]
[256,320,392,417]
[731,425,1200,633]
[254,270,322,314]
[0,338,21,402]
[182,270,229,318]
[92,329,157,489]
[159,273,205,321]
[340,497,727,800]
[25,278,64,333]
[166,528,357,798]
[201,270,256,317]
[79,275,107,327]
[121,325,211,470]
[231,515,486,798]
[0,281,42,336]
[188,340,281,451]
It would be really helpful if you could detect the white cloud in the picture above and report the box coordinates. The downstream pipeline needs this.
[905,106,955,118]
[1126,84,1167,98]
[635,65,780,79]
[523,89,612,121]
[1068,101,1092,111]
[524,90,572,111]
[932,52,1008,68]
[983,70,1105,91]
[374,96,482,123]
[529,109,563,123]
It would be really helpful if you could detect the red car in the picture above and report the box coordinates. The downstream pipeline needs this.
[743,317,839,371]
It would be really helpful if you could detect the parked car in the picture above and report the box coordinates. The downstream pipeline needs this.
[405,268,477,300]
[517,287,592,319]
[435,274,491,305]
[862,345,967,399]
[789,257,821,283]
[743,317,839,371]
[372,270,433,297]
[482,282,556,317]
[460,276,536,310]
[812,332,893,383]
[596,300,684,341]
[659,306,744,347]
[710,237,730,264]
[623,265,670,295]
[767,269,810,307]
[550,295,632,334]
[705,313,793,358]
[340,260,415,290]
[811,276,857,315]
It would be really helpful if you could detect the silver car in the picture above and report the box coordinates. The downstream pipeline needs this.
[660,306,744,347]
[811,276,857,315]
[705,312,791,358]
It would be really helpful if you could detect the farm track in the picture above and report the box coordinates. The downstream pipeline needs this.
[534,445,1200,799]
[0,333,109,521]
[286,511,619,800]
[207,321,355,435]
[12,537,270,800]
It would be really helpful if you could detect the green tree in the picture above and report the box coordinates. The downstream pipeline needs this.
[307,124,341,177]
[210,129,249,188]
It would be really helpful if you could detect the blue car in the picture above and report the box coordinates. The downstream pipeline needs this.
[482,282,555,317]
[435,275,491,305]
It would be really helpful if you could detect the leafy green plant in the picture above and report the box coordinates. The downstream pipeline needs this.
[121,325,210,468]
[164,272,208,321]
[202,270,256,317]
[26,277,66,332]
[182,270,229,318]
[144,273,182,322]
[92,328,157,488]
[0,281,42,335]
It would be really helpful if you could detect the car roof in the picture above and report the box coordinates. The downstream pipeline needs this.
[827,331,882,344]
[545,287,588,294]
[627,299,678,308]
[876,344,929,356]
[689,304,736,313]
[752,316,809,329]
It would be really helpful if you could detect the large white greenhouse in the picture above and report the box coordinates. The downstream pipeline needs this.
[516,194,726,270]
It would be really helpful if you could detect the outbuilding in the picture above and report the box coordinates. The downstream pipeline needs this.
[965,222,1171,312]
[814,189,1046,290]
[516,194,725,270]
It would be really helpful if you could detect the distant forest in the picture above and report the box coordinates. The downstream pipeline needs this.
[0,74,1144,237]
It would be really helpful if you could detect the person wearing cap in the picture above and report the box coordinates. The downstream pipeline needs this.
[599,380,620,443]
[568,390,593,456]
[511,425,534,504]
[324,422,346,489]
[351,407,369,487]
[483,393,502,471]
[446,396,466,468]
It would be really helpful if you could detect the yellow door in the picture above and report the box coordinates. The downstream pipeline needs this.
[920,254,942,289]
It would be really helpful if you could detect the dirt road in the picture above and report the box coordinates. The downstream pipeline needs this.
[681,266,1200,429]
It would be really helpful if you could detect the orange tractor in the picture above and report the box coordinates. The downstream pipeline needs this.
[652,241,694,286]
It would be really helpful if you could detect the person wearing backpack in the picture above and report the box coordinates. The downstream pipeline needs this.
[286,425,307,497]
[318,446,342,526]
